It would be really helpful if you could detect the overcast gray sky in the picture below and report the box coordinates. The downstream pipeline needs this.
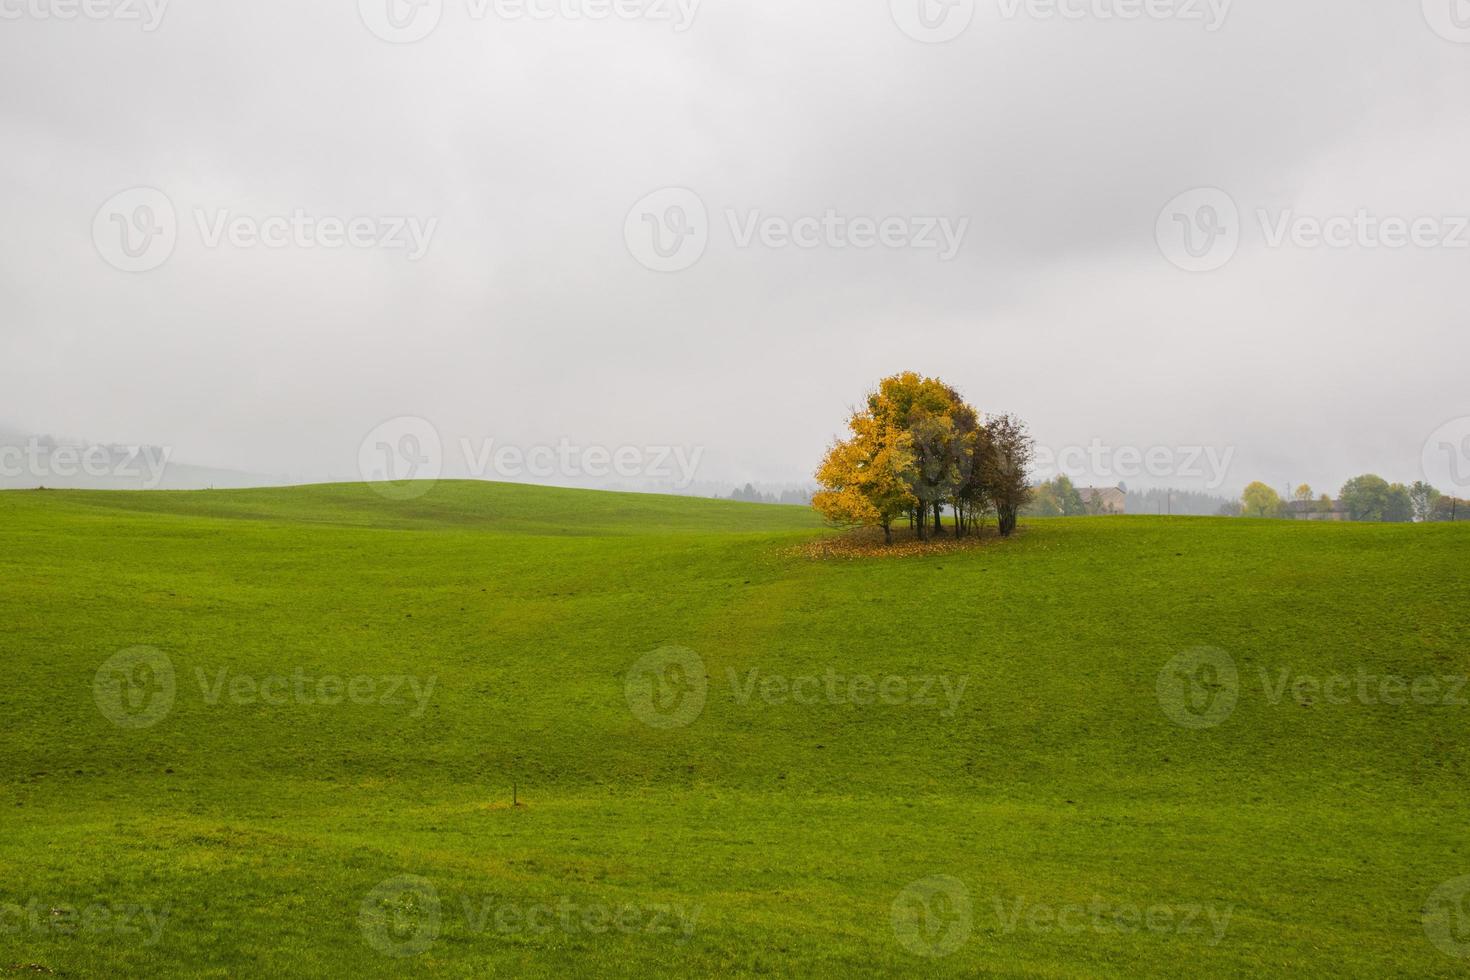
[2,0,1468,496]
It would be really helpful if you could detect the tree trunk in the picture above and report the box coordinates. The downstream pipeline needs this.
[882,520,892,545]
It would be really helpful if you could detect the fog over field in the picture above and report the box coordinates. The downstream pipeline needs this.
[2,1,1467,495]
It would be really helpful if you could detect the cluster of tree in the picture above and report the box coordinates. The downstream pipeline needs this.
[1430,495,1469,521]
[1024,481,1236,518]
[1387,480,1468,522]
[1341,476,1415,522]
[1237,477,1467,522]
[726,484,812,506]
[812,373,1033,543]
[1027,476,1119,516]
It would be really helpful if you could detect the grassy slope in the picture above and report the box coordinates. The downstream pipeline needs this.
[1,482,1467,977]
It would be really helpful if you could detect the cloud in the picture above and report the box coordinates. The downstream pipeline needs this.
[1,0,1466,493]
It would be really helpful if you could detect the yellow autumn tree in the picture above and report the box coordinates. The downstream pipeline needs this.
[812,406,917,544]
[869,372,965,540]
[815,372,1033,543]
[1241,481,1282,518]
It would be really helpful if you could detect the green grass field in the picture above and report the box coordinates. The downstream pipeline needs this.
[2,482,1468,976]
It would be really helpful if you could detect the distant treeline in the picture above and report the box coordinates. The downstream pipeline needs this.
[1024,477,1234,517]
[1127,487,1236,517]
[1238,477,1468,522]
[725,484,814,506]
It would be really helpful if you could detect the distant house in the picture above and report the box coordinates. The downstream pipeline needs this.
[1284,499,1349,521]
[1077,486,1126,515]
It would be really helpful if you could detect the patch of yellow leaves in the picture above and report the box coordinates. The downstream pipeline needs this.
[791,525,1013,560]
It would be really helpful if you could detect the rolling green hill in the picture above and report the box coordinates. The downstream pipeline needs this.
[2,482,1467,976]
